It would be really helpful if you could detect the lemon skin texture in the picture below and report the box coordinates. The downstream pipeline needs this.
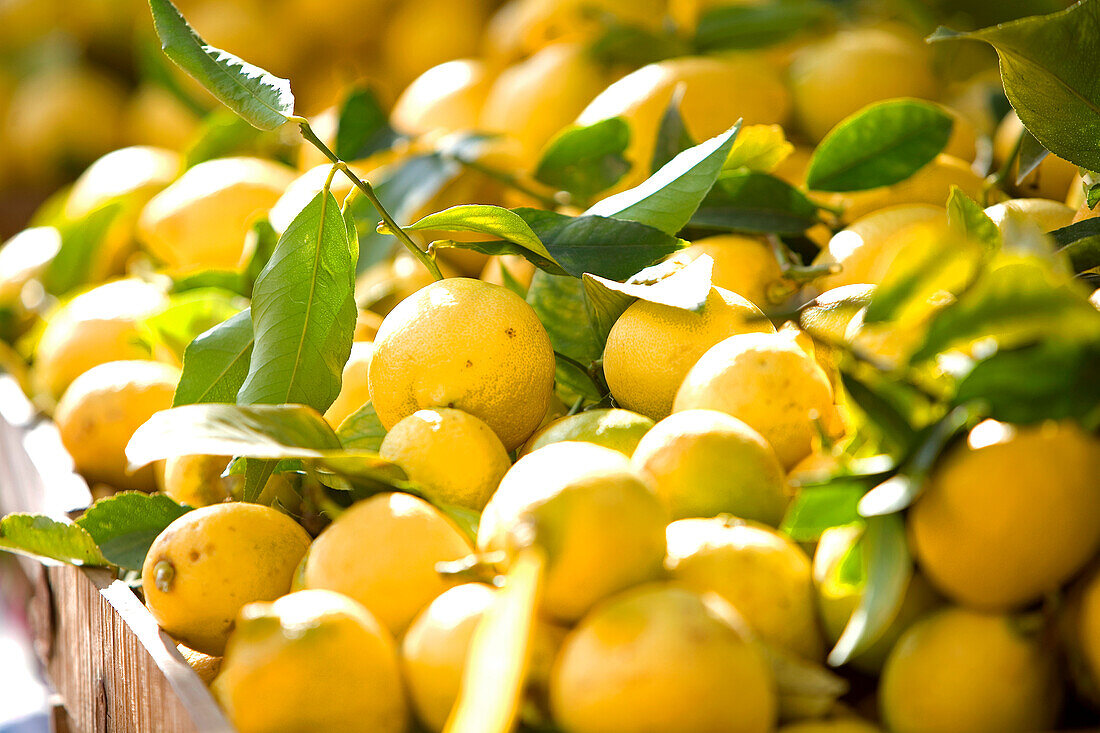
[368,278,555,451]
[142,502,312,656]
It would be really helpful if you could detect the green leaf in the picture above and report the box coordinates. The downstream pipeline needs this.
[585,125,740,235]
[912,260,1100,362]
[429,239,568,276]
[334,85,403,162]
[828,514,910,666]
[534,118,630,201]
[238,190,357,412]
[1049,218,1100,274]
[1015,127,1050,185]
[780,482,865,542]
[863,228,983,325]
[588,21,689,68]
[336,402,387,451]
[406,205,560,267]
[126,403,342,470]
[140,288,245,361]
[929,2,1100,172]
[42,203,123,295]
[170,269,248,297]
[0,514,109,566]
[582,254,714,343]
[1088,181,1100,209]
[840,369,920,455]
[693,0,832,51]
[954,339,1100,423]
[527,271,604,403]
[76,492,192,572]
[244,218,280,291]
[148,0,294,130]
[184,109,268,167]
[174,308,254,406]
[690,170,819,234]
[946,186,1001,249]
[805,99,953,192]
[514,208,686,281]
[651,85,696,173]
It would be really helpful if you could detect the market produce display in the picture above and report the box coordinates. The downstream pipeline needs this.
[2,0,1100,731]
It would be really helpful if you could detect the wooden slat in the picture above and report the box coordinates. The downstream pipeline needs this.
[0,375,233,732]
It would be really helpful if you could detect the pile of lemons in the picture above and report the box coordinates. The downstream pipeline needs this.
[1,0,1100,732]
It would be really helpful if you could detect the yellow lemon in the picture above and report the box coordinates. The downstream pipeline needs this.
[814,205,946,291]
[64,145,183,281]
[213,589,407,733]
[124,84,201,153]
[521,408,654,457]
[392,59,496,137]
[301,492,473,634]
[826,155,984,225]
[157,454,299,510]
[674,331,834,469]
[812,525,942,674]
[879,607,1062,733]
[0,227,62,306]
[55,360,179,491]
[984,198,1075,233]
[603,286,775,420]
[34,278,170,401]
[356,250,460,316]
[578,55,791,191]
[789,27,936,142]
[666,516,823,660]
[1063,564,1100,704]
[138,157,296,273]
[994,111,1078,201]
[379,408,511,511]
[478,442,668,622]
[142,502,311,655]
[550,583,777,733]
[368,278,555,451]
[633,410,788,525]
[401,582,498,731]
[323,341,374,429]
[380,0,494,91]
[678,234,788,309]
[909,419,1100,610]
[177,645,221,685]
[479,42,612,168]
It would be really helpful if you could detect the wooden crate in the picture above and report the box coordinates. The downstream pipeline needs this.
[0,376,233,733]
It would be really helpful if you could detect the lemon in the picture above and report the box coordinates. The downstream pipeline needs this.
[603,286,775,420]
[478,442,667,622]
[355,309,384,342]
[984,198,1075,233]
[674,331,834,469]
[994,111,1078,201]
[142,502,311,656]
[6,65,125,184]
[578,55,791,191]
[33,278,170,401]
[799,285,875,345]
[479,42,612,168]
[779,721,881,733]
[55,360,180,491]
[123,84,201,153]
[480,254,537,291]
[521,408,655,457]
[323,341,374,429]
[678,235,787,309]
[401,582,498,731]
[633,410,788,525]
[813,525,942,674]
[301,492,473,634]
[379,408,511,511]
[213,589,408,733]
[814,205,947,291]
[157,454,299,510]
[666,516,823,660]
[356,249,459,316]
[879,606,1062,733]
[177,645,221,685]
[368,278,555,451]
[909,419,1100,610]
[137,157,296,273]
[550,583,777,733]
[64,145,183,281]
[392,59,496,137]
[1063,564,1100,704]
[0,227,62,306]
[789,27,936,142]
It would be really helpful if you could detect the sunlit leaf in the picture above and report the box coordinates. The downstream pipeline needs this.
[76,492,192,571]
[174,308,254,406]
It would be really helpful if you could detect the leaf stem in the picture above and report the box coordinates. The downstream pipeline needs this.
[290,116,443,281]
[984,130,1023,205]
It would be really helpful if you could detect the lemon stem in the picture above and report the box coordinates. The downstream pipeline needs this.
[290,116,444,281]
